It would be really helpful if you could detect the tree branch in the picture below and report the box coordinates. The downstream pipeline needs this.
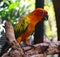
[2,20,60,57]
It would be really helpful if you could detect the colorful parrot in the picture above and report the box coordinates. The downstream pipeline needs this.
[0,8,48,56]
[15,8,48,44]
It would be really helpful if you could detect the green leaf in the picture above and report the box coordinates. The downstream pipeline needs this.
[8,2,18,11]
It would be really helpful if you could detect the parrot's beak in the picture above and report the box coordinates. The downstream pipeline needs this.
[44,14,48,20]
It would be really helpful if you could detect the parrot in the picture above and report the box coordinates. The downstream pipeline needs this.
[0,8,48,56]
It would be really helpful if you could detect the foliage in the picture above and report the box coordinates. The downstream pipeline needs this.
[0,0,34,25]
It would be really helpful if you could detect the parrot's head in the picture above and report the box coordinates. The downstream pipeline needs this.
[30,8,48,22]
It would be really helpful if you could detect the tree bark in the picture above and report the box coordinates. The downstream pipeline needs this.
[52,0,60,57]
[2,20,24,57]
[52,0,60,41]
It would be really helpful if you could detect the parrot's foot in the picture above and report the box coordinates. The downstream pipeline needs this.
[25,44,36,51]
[21,44,36,53]
[21,48,26,54]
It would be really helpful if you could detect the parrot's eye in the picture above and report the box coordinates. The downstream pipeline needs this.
[40,10,44,15]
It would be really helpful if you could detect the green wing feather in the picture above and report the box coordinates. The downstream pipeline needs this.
[14,16,30,38]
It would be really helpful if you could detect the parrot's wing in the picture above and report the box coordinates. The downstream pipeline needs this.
[14,16,30,38]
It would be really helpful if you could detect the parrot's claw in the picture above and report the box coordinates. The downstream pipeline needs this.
[25,44,36,51]
[22,48,26,54]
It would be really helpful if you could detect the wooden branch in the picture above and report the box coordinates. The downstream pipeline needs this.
[2,20,24,57]
[2,20,60,57]
[23,41,60,57]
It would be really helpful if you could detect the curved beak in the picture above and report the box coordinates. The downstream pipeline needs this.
[44,14,48,20]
